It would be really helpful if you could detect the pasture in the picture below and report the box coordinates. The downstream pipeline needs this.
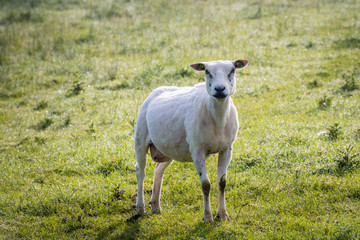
[0,0,360,239]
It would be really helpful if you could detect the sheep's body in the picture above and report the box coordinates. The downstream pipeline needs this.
[134,59,249,222]
[143,83,238,162]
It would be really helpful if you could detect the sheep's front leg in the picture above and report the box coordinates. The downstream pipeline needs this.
[150,161,173,214]
[216,146,232,220]
[193,150,213,223]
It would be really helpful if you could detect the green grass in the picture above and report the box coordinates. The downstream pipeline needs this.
[1,0,360,239]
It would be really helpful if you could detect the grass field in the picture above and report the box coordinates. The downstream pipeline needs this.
[1,0,360,239]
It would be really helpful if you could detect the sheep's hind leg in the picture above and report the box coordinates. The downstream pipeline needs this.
[135,142,148,214]
[150,161,173,214]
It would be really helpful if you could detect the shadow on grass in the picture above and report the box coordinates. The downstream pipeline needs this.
[95,212,147,240]
[181,217,239,239]
[182,221,215,239]
[96,220,141,240]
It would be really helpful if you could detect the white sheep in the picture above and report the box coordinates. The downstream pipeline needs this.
[134,59,249,223]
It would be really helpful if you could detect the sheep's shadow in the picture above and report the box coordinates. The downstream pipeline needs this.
[183,218,235,239]
[95,216,142,240]
[183,221,216,239]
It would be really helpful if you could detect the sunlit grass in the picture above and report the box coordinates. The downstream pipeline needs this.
[1,0,360,239]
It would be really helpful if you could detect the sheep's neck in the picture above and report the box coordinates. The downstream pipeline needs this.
[207,97,230,128]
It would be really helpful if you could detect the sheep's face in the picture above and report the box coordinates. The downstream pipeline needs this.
[190,59,249,101]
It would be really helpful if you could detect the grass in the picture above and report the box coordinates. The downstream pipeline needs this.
[1,0,360,239]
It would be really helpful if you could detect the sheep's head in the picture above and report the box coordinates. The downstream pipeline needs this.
[190,59,249,101]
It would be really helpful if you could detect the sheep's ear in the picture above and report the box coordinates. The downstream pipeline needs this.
[233,59,249,69]
[190,63,207,71]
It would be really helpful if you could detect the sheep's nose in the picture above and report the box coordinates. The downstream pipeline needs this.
[215,86,225,92]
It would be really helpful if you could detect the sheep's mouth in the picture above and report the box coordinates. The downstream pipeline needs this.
[213,92,228,100]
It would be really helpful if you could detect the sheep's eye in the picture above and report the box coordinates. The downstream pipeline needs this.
[205,70,212,78]
[228,69,235,79]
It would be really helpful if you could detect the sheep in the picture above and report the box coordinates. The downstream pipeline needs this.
[134,59,249,223]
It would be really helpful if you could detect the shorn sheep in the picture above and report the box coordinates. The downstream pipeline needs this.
[134,59,249,223]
